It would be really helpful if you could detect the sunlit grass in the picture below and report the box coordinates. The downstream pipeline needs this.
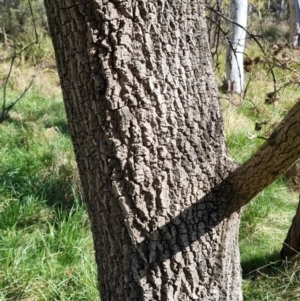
[0,88,99,300]
[0,198,98,300]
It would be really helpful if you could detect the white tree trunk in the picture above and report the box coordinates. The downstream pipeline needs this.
[226,0,248,94]
[289,0,300,47]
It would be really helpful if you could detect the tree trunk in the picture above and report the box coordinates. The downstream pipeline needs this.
[278,0,287,18]
[44,1,243,299]
[226,0,248,93]
[43,0,300,300]
[281,195,300,259]
[289,0,300,47]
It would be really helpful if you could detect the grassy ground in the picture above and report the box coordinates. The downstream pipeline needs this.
[0,70,99,300]
[1,20,300,301]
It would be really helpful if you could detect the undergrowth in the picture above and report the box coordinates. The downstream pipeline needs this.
[0,89,99,300]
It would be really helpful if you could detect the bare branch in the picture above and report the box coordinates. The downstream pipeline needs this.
[0,0,40,124]
[1,46,17,122]
[28,0,39,44]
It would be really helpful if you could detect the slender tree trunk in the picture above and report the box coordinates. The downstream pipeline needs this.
[289,0,300,47]
[226,0,248,94]
[281,195,300,259]
[43,0,300,300]
[278,0,287,18]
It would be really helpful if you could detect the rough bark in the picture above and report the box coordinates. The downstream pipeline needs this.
[44,1,243,300]
[43,0,300,300]
[281,195,300,259]
[225,0,248,93]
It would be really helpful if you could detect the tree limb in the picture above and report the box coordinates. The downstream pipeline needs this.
[221,99,300,208]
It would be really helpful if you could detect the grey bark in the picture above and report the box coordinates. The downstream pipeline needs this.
[43,0,300,300]
[289,0,300,47]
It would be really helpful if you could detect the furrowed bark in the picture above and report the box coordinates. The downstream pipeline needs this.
[44,0,244,300]
[44,0,300,300]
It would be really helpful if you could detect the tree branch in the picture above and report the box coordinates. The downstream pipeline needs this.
[0,0,39,124]
[221,99,300,209]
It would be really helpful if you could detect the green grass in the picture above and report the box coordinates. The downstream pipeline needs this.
[240,192,300,301]
[240,179,297,270]
[0,198,98,300]
[0,89,99,300]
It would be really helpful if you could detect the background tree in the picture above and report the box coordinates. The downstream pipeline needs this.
[289,0,300,47]
[43,0,300,300]
[226,0,248,93]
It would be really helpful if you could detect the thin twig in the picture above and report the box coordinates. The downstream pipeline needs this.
[28,0,39,44]
[0,0,40,124]
[1,44,17,122]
